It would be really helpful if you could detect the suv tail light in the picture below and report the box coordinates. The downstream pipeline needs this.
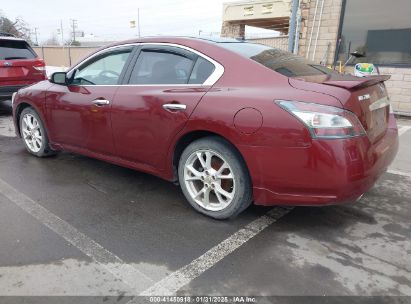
[32,60,47,79]
[276,100,366,139]
[33,65,46,72]
[33,60,46,71]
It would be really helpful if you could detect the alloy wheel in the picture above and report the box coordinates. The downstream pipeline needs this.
[184,149,236,211]
[21,113,43,153]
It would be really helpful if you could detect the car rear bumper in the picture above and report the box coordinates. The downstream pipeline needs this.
[0,85,26,101]
[240,114,399,206]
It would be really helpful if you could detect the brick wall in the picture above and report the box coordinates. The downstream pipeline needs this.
[379,67,411,114]
[221,22,245,38]
[299,0,343,64]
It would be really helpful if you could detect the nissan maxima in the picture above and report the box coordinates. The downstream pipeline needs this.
[12,37,399,219]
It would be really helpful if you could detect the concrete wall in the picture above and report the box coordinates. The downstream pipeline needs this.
[33,46,99,67]
[222,0,292,22]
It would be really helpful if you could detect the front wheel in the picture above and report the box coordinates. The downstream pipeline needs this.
[20,107,55,157]
[178,136,252,219]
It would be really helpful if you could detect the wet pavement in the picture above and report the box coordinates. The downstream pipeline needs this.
[0,100,410,301]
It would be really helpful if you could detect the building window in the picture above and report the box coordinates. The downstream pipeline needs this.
[336,0,411,66]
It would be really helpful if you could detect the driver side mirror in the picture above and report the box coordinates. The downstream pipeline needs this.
[50,72,68,85]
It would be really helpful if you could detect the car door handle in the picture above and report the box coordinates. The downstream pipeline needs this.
[162,103,187,111]
[92,99,110,106]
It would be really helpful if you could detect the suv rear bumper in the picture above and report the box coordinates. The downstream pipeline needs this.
[0,85,26,101]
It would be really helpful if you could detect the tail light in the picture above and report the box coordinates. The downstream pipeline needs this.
[33,60,46,71]
[276,100,366,139]
[33,60,47,79]
[33,65,46,72]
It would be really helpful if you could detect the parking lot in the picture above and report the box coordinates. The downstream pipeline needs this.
[0,100,410,301]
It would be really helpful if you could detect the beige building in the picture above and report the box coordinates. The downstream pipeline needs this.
[221,0,411,116]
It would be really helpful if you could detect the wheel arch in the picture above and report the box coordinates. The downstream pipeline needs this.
[15,102,35,137]
[14,100,50,138]
[171,129,251,183]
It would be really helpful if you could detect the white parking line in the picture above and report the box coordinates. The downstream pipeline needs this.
[398,125,411,136]
[0,176,293,297]
[137,207,293,298]
[0,178,156,294]
[387,169,411,179]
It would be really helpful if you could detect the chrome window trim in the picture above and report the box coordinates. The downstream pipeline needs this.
[66,42,224,87]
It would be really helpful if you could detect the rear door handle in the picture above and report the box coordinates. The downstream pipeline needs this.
[162,103,187,111]
[92,99,110,106]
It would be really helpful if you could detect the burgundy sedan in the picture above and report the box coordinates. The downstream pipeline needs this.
[12,37,398,219]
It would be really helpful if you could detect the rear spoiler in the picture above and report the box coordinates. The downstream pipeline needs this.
[323,75,391,90]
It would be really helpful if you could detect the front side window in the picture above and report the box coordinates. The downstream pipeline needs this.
[336,0,411,65]
[129,50,194,85]
[220,42,332,77]
[70,48,132,85]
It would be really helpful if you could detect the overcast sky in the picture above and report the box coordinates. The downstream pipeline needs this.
[1,0,239,43]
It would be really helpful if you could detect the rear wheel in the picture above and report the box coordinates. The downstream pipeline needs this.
[178,136,252,219]
[20,107,55,157]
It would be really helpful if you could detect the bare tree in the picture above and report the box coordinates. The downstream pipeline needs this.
[0,11,32,43]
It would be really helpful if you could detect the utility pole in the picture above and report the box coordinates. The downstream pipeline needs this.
[130,10,141,38]
[57,20,67,66]
[137,8,141,38]
[57,20,64,45]
[60,20,64,45]
[70,19,78,44]
[33,28,39,45]
[288,0,299,53]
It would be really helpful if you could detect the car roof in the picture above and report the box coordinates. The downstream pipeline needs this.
[74,36,270,70]
[105,36,249,48]
[0,36,26,42]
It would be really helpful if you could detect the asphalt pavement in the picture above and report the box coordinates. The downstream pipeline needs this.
[0,101,410,303]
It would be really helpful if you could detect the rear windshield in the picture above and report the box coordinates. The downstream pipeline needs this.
[0,39,36,60]
[219,42,332,77]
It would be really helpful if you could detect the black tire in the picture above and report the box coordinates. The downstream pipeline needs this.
[178,136,252,220]
[19,107,55,157]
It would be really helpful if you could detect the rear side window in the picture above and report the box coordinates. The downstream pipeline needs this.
[0,40,36,60]
[188,57,215,84]
[129,50,194,85]
[219,42,332,77]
